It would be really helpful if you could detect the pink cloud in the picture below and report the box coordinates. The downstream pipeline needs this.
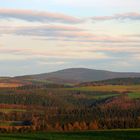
[0,8,82,24]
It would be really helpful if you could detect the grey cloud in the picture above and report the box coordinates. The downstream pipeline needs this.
[91,12,140,21]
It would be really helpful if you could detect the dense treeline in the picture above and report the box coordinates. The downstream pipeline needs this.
[0,88,117,107]
[0,106,140,133]
[79,77,140,86]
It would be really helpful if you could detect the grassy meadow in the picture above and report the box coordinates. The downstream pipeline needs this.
[0,130,140,140]
[0,108,26,113]
[127,92,140,99]
[67,85,140,92]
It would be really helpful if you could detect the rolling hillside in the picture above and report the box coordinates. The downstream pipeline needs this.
[14,68,140,84]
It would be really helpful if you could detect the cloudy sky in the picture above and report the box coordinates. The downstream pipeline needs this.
[0,0,140,76]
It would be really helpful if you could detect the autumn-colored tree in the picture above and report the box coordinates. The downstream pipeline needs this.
[89,120,99,130]
[67,123,73,131]
[55,122,63,131]
[46,124,53,131]
[63,124,68,131]
[79,121,88,130]
[73,121,81,131]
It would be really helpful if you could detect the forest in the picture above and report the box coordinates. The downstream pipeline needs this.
[0,78,140,133]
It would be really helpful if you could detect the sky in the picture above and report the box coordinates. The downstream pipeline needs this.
[0,0,140,76]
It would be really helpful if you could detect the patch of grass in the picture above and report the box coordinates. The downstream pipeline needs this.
[127,92,140,99]
[0,130,140,140]
[0,108,26,113]
[0,121,12,126]
[67,85,140,92]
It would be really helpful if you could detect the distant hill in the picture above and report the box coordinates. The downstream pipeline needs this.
[14,68,140,84]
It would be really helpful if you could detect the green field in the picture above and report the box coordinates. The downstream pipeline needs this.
[0,130,140,140]
[128,92,140,99]
[68,85,140,92]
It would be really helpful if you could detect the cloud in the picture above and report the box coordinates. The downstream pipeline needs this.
[1,25,140,44]
[0,46,109,60]
[1,44,140,61]
[14,25,84,36]
[0,8,82,24]
[91,12,140,21]
[0,8,140,25]
[0,24,83,34]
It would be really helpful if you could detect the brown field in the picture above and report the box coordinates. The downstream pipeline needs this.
[0,83,23,88]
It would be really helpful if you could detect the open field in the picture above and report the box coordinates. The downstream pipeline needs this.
[68,85,140,92]
[0,83,23,88]
[127,92,140,99]
[0,130,140,140]
[0,108,26,113]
